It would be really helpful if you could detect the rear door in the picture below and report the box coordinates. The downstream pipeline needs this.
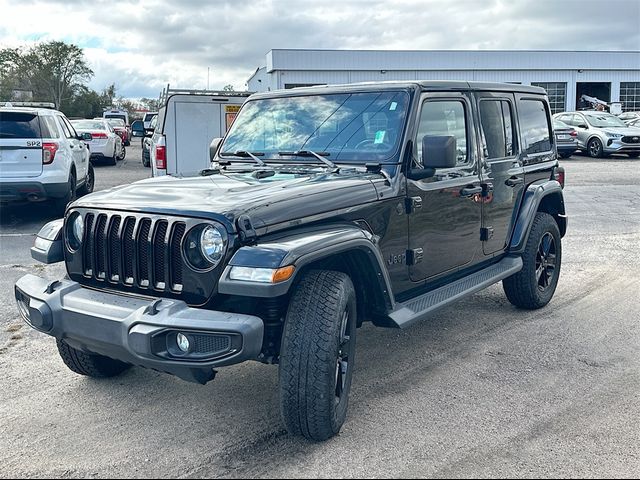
[172,99,222,174]
[0,111,43,178]
[475,92,525,255]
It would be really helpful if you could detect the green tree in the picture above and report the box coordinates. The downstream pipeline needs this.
[20,41,93,109]
[0,48,22,100]
[139,97,160,112]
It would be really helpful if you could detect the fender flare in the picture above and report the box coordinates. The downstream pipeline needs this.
[509,180,567,254]
[218,223,395,310]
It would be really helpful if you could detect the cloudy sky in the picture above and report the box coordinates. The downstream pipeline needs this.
[1,0,638,99]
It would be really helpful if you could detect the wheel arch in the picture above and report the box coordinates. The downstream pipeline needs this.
[218,224,395,324]
[509,180,567,254]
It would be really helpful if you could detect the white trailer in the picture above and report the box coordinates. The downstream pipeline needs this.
[148,86,251,176]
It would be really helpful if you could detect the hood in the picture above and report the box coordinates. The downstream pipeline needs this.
[601,127,640,136]
[72,168,382,233]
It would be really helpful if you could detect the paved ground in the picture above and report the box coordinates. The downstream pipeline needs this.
[0,148,639,478]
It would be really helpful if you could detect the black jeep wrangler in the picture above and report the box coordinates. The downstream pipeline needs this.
[15,81,566,441]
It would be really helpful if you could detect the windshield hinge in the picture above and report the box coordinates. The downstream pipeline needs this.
[237,214,257,244]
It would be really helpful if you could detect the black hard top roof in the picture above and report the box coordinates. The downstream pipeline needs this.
[250,80,546,99]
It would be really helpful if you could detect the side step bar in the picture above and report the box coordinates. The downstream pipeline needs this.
[389,256,523,329]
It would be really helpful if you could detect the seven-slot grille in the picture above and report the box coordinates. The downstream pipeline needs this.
[82,212,187,293]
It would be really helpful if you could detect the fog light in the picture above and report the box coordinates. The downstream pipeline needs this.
[176,333,191,352]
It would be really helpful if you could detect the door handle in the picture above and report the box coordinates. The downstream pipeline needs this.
[460,185,482,197]
[505,176,524,187]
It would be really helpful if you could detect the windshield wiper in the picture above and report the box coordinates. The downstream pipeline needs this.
[220,150,266,166]
[278,150,337,169]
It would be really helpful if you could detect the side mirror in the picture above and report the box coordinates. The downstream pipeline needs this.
[408,135,457,180]
[131,120,144,137]
[209,137,222,161]
[81,132,93,141]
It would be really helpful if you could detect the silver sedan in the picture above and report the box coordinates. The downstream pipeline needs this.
[71,119,124,165]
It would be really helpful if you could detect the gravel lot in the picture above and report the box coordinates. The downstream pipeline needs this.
[0,146,639,478]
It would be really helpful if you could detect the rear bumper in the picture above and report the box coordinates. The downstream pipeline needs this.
[0,181,69,202]
[15,274,264,384]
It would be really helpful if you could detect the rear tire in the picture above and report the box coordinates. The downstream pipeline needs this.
[53,170,76,214]
[279,270,357,441]
[56,339,130,378]
[77,163,94,196]
[117,144,126,161]
[503,212,561,309]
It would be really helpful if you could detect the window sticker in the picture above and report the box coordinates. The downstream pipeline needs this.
[374,130,386,144]
[390,102,398,111]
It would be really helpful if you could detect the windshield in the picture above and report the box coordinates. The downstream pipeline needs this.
[106,118,125,127]
[72,120,107,130]
[220,91,410,162]
[105,114,127,122]
[585,113,627,128]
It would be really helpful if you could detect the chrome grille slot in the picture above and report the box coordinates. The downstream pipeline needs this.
[122,217,136,284]
[94,214,107,279]
[153,220,168,289]
[108,215,122,282]
[170,223,186,291]
[137,218,152,287]
[83,213,95,276]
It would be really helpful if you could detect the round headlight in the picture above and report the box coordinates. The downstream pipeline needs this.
[200,225,225,265]
[67,212,83,251]
[183,223,227,271]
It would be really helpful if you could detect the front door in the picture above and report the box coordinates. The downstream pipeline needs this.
[475,92,525,255]
[407,92,483,283]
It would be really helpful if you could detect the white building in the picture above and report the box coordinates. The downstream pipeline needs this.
[247,49,640,113]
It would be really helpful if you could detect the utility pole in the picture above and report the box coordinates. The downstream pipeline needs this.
[207,67,210,90]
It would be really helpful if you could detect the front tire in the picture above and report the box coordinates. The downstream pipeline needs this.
[279,270,357,441]
[503,212,562,309]
[56,339,130,378]
[588,137,604,158]
[559,152,573,159]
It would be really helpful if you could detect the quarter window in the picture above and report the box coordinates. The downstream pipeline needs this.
[416,100,468,166]
[40,116,60,138]
[479,100,516,159]
[518,99,552,155]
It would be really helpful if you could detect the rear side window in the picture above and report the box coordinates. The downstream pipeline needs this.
[479,100,516,159]
[518,99,552,154]
[40,115,60,138]
[0,112,42,138]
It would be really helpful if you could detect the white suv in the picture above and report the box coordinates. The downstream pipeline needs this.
[0,103,94,212]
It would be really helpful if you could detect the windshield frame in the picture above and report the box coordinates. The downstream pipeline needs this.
[218,89,413,165]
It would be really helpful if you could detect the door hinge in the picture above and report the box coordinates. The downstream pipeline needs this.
[406,248,424,265]
[405,196,422,214]
[480,227,494,241]
[237,214,257,244]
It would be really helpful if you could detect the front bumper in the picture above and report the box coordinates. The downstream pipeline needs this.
[603,138,640,154]
[15,274,264,384]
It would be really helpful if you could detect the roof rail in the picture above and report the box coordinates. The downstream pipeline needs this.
[157,83,252,106]
[0,101,56,109]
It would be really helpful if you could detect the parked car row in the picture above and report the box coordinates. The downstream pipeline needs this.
[70,119,125,165]
[552,110,640,158]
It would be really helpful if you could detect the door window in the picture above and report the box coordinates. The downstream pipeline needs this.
[415,100,468,166]
[479,100,517,159]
